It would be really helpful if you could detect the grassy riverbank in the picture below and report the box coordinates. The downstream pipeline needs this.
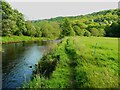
[23,36,118,88]
[1,36,55,44]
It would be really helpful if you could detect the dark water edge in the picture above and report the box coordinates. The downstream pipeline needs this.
[2,40,53,89]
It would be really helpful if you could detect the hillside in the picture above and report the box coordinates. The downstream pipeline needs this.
[32,8,119,37]
[1,1,120,38]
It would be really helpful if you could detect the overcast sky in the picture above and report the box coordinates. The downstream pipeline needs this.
[6,0,118,20]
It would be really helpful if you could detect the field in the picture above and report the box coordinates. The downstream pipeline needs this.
[23,36,118,88]
[1,36,52,44]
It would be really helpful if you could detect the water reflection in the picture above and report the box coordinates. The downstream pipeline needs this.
[2,41,49,88]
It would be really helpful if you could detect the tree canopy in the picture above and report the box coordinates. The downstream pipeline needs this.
[1,1,120,38]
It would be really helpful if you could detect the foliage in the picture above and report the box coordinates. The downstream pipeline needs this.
[1,1,119,38]
[84,30,91,37]
[1,36,50,44]
[89,28,99,36]
[24,36,118,88]
[39,21,61,38]
[1,1,27,36]
[60,18,75,37]
[105,22,120,37]
[25,21,36,36]
[73,26,85,36]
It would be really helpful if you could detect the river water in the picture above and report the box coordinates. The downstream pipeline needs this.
[2,41,53,88]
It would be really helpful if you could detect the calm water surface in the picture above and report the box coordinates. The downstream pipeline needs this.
[2,41,52,88]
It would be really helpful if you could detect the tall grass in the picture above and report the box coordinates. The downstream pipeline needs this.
[23,36,118,88]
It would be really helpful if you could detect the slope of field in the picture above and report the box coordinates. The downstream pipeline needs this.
[23,36,118,88]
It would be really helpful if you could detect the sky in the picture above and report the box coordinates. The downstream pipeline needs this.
[6,0,119,20]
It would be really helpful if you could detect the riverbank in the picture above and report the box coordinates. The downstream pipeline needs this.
[2,40,50,88]
[1,36,55,44]
[23,36,118,88]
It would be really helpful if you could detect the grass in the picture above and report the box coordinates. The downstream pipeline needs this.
[1,36,53,44]
[23,36,118,88]
[0,35,54,52]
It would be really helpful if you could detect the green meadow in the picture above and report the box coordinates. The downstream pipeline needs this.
[1,36,52,44]
[23,36,118,88]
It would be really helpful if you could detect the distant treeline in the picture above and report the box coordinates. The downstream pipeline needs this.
[1,1,120,38]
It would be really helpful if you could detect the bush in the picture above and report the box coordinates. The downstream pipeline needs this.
[84,30,91,37]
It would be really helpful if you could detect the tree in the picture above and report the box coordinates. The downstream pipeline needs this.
[61,18,75,37]
[98,29,105,37]
[73,26,84,36]
[50,22,61,37]
[1,1,14,20]
[40,21,54,38]
[89,28,99,36]
[1,1,27,36]
[1,1,119,38]
[15,11,27,35]
[2,19,18,36]
[84,30,91,37]
[106,22,120,37]
[34,25,41,37]
[25,21,36,36]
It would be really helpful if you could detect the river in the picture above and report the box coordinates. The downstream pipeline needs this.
[2,40,57,88]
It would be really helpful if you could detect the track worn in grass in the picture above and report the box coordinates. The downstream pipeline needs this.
[23,36,118,88]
